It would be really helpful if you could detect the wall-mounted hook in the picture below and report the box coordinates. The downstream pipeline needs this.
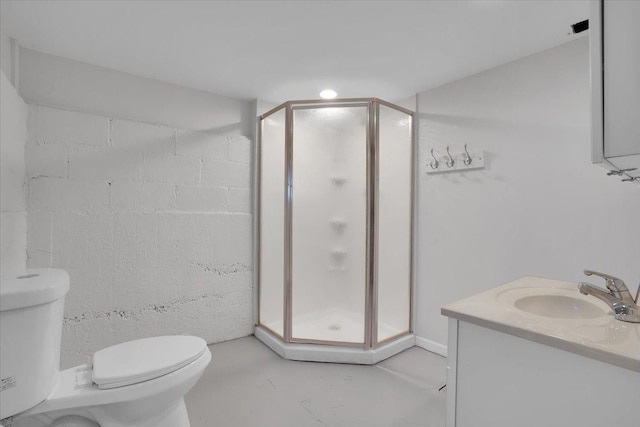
[445,146,455,168]
[430,148,439,169]
[426,146,485,175]
[463,144,472,166]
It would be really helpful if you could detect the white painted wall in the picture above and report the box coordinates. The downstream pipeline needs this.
[19,48,253,136]
[415,38,640,350]
[393,95,416,113]
[0,69,27,275]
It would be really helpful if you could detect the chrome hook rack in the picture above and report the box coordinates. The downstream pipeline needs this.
[426,145,485,175]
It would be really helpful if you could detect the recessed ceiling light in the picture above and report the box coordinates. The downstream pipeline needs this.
[320,89,337,99]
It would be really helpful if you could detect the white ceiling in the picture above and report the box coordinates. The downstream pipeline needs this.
[0,1,589,103]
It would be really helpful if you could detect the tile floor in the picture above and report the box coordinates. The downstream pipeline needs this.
[185,336,447,427]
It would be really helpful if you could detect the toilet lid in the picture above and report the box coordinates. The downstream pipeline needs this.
[92,335,207,390]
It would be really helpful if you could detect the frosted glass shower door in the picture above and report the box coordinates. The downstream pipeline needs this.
[259,108,286,337]
[291,105,369,344]
[376,105,412,342]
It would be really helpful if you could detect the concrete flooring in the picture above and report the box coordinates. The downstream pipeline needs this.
[185,336,447,427]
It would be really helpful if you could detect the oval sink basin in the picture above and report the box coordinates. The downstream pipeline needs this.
[514,295,608,319]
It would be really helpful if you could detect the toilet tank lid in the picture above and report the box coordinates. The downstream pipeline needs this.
[92,335,208,390]
[0,269,70,311]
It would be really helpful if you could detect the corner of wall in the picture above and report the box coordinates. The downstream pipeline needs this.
[415,335,448,357]
[0,68,28,275]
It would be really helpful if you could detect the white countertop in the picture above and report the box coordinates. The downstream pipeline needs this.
[442,276,640,372]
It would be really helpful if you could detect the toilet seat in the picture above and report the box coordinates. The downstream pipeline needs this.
[92,336,207,389]
[15,339,212,420]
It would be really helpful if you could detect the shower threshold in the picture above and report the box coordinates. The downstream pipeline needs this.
[262,308,405,343]
[254,325,415,365]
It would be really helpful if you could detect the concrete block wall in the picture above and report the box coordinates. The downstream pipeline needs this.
[26,105,253,368]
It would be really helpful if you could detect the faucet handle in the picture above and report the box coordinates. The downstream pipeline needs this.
[583,270,627,292]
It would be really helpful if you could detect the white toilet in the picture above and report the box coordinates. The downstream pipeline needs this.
[0,269,211,427]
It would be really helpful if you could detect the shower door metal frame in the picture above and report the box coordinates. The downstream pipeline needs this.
[257,98,415,350]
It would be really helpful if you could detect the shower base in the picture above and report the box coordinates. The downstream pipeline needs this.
[255,309,415,364]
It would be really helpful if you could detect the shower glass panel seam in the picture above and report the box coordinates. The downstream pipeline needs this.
[410,107,416,335]
[256,118,263,332]
[368,100,379,348]
[363,101,371,349]
[370,100,380,348]
[284,104,293,343]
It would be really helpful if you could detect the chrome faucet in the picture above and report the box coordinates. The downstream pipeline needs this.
[578,270,640,323]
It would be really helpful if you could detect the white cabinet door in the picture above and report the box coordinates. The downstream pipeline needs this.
[452,321,640,427]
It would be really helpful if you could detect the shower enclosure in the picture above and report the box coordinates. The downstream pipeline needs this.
[255,98,414,364]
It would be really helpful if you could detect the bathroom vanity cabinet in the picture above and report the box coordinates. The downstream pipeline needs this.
[590,0,640,181]
[442,277,640,427]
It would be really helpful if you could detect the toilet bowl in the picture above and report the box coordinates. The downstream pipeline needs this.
[12,336,211,427]
[0,270,211,427]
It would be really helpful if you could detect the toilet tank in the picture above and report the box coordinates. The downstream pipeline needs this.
[0,269,69,419]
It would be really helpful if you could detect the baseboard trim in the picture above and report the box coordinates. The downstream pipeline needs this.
[415,336,447,357]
